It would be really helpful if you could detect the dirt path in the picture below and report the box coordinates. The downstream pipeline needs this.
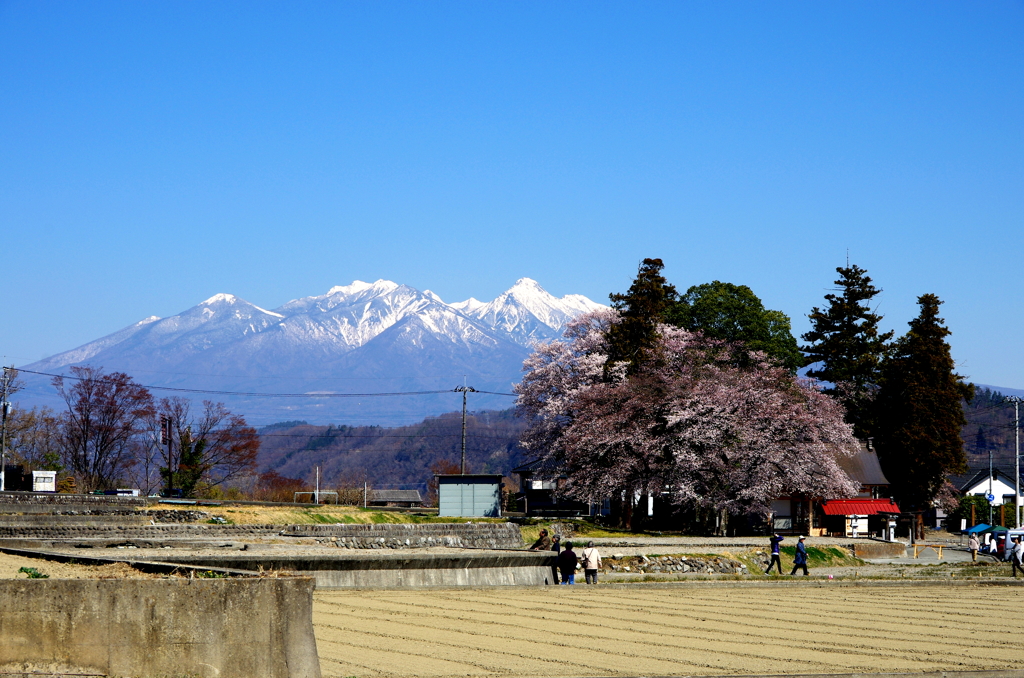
[313,583,1022,678]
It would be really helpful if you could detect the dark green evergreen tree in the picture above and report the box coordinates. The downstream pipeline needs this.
[666,281,803,370]
[605,258,677,375]
[802,264,893,438]
[874,294,973,509]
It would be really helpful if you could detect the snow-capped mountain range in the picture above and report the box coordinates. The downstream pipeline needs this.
[23,279,605,424]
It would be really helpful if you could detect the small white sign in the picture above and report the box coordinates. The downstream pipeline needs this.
[961,518,967,531]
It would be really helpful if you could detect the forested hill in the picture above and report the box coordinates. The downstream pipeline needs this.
[961,388,1021,477]
[256,409,530,490]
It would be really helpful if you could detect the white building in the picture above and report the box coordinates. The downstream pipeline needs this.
[960,469,1021,505]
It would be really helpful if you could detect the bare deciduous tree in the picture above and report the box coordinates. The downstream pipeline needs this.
[53,366,155,492]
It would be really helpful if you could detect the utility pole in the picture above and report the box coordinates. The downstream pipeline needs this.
[989,440,994,527]
[0,366,15,493]
[160,415,173,497]
[1007,396,1023,528]
[453,386,477,474]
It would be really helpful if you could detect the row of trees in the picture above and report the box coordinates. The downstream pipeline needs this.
[516,258,970,530]
[5,366,258,495]
[802,266,971,508]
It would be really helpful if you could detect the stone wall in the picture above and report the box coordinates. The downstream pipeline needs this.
[283,522,524,549]
[0,577,321,678]
[0,523,281,540]
[605,554,748,575]
[0,492,147,508]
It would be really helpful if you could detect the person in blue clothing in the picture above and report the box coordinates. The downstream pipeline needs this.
[765,533,784,575]
[790,535,809,576]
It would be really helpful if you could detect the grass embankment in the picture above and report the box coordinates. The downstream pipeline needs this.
[775,545,863,569]
[149,504,509,527]
[519,522,646,545]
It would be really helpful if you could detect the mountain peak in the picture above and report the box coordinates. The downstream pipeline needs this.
[202,293,238,305]
[326,279,399,297]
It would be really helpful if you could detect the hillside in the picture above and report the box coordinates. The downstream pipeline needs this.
[256,408,530,491]
[959,386,1022,482]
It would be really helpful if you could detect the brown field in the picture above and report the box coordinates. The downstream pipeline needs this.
[313,583,1022,678]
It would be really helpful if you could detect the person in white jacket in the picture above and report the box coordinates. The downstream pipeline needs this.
[581,541,602,585]
[1011,536,1024,578]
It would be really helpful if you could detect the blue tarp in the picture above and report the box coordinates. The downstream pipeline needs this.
[965,523,991,533]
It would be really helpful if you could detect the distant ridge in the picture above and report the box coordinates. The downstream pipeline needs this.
[973,384,1024,399]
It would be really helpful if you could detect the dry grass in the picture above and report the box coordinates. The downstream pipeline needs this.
[0,551,166,580]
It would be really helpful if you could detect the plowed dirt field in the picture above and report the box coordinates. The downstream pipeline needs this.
[313,583,1022,678]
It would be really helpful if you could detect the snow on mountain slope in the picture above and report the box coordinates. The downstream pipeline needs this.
[32,315,162,369]
[457,278,607,347]
[272,282,455,351]
[31,294,285,372]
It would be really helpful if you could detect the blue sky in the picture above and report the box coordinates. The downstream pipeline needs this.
[2,1,1022,388]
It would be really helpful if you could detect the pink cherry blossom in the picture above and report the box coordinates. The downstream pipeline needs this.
[515,311,860,518]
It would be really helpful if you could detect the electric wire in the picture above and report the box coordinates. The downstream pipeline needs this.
[15,368,516,399]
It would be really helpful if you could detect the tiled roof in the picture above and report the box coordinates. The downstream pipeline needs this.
[821,499,901,516]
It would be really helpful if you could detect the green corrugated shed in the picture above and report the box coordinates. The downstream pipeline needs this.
[436,474,503,517]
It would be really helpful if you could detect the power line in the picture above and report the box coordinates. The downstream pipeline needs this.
[16,368,514,399]
[258,432,520,440]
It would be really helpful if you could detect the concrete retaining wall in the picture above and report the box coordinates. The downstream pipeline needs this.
[150,551,557,587]
[0,578,321,678]
[850,541,908,559]
[282,521,524,549]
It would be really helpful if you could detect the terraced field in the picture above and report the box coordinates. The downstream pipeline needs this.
[314,583,1022,678]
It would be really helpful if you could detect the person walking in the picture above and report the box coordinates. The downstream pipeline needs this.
[790,536,809,576]
[1011,536,1024,578]
[557,540,579,585]
[581,541,602,584]
[968,534,980,562]
[765,533,784,575]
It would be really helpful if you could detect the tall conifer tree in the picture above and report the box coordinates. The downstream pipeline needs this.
[605,258,677,375]
[873,294,973,508]
[802,264,893,438]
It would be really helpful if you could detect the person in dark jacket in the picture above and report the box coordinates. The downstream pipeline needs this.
[529,529,551,551]
[790,535,809,576]
[765,534,784,575]
[557,540,579,585]
[550,534,562,583]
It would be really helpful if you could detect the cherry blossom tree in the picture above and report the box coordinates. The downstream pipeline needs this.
[516,311,859,529]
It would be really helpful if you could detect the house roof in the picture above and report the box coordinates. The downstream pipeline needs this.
[369,489,422,503]
[836,444,890,487]
[821,499,901,516]
[511,459,545,475]
[959,469,1019,494]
